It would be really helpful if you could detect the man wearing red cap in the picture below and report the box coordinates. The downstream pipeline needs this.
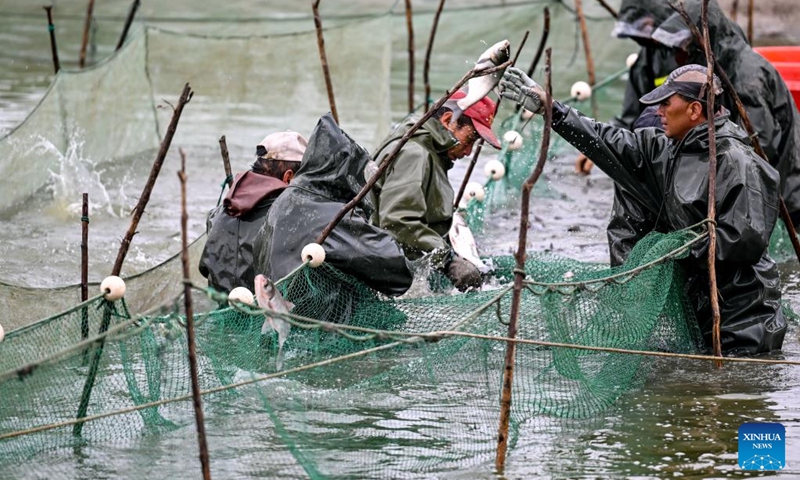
[371,90,500,291]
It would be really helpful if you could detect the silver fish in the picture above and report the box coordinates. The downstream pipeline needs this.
[449,39,510,125]
[449,211,491,274]
[254,274,295,370]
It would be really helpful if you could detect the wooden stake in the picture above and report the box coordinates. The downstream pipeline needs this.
[496,48,553,474]
[594,0,618,19]
[574,0,598,119]
[311,0,338,124]
[79,0,95,68]
[526,7,550,78]
[112,83,194,276]
[747,0,754,44]
[730,0,739,22]
[43,6,60,74]
[315,60,511,245]
[218,135,233,189]
[74,84,193,437]
[699,0,723,363]
[116,0,141,51]
[178,148,212,480]
[423,0,446,111]
[405,0,416,113]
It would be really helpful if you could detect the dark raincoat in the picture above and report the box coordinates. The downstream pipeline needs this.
[552,101,787,355]
[653,0,800,217]
[262,113,413,297]
[607,0,680,265]
[371,115,457,263]
[198,173,287,293]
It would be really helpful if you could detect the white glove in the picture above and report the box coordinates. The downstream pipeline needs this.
[499,66,548,114]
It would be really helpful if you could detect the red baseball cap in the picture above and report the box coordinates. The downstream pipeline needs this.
[449,90,500,149]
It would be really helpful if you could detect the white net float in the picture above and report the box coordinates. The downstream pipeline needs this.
[503,130,523,151]
[570,81,592,101]
[626,52,639,68]
[301,243,326,267]
[484,159,506,181]
[228,286,255,306]
[464,182,486,202]
[100,275,126,301]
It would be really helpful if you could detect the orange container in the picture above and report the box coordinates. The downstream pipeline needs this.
[754,46,800,110]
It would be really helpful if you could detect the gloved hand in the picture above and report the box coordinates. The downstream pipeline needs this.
[499,67,548,114]
[446,255,482,292]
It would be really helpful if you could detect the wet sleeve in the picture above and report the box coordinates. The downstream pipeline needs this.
[325,216,414,296]
[376,143,449,256]
[553,102,667,212]
[713,152,780,264]
[607,186,657,267]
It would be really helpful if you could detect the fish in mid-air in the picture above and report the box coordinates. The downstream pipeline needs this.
[448,39,510,125]
[254,274,294,370]
[449,211,492,274]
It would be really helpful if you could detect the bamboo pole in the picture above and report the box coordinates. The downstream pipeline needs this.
[311,0,338,124]
[423,0,446,111]
[496,48,553,474]
[315,60,511,245]
[78,0,95,68]
[747,0,754,44]
[574,0,598,119]
[218,135,233,189]
[670,2,800,266]
[43,6,60,74]
[526,7,550,78]
[698,0,723,362]
[80,193,90,365]
[116,0,141,51]
[178,148,212,480]
[453,31,529,209]
[405,0,416,113]
[74,84,194,436]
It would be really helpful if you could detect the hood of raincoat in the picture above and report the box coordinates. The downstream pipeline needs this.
[613,0,675,40]
[652,0,748,63]
[291,113,375,218]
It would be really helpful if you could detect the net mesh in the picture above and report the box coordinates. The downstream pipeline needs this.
[0,229,704,478]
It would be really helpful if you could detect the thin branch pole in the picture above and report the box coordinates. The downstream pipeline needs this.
[747,0,754,44]
[178,149,212,480]
[311,0,339,124]
[670,2,800,266]
[526,7,550,77]
[574,0,598,118]
[496,48,553,474]
[454,30,530,209]
[78,0,95,68]
[405,0,416,114]
[116,0,141,51]
[218,135,233,188]
[80,193,90,364]
[112,83,194,276]
[315,60,511,245]
[43,6,60,74]
[699,0,723,361]
[730,0,739,22]
[423,0,446,111]
[594,0,618,19]
[75,84,193,437]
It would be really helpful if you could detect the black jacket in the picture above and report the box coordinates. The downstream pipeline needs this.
[553,101,787,355]
[262,114,414,297]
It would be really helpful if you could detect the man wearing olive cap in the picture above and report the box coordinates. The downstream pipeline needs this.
[501,64,787,355]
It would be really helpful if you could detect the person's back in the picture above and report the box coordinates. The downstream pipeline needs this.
[653,0,800,223]
[199,131,305,293]
[264,113,414,299]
